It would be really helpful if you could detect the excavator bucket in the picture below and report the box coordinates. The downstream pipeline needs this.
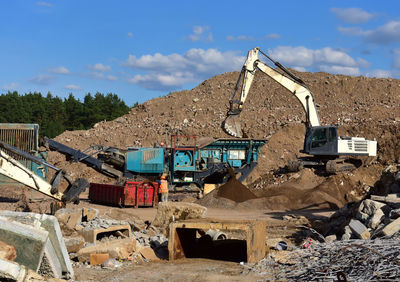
[62,178,89,203]
[222,115,243,138]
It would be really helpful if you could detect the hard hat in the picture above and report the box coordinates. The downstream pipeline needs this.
[161,175,166,179]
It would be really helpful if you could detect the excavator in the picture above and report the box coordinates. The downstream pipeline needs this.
[0,140,88,205]
[222,47,377,173]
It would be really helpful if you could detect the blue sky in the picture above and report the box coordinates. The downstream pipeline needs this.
[1,1,399,106]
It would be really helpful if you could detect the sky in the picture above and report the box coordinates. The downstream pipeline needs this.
[1,1,400,107]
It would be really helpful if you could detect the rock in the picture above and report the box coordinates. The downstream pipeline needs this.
[139,247,160,261]
[101,258,122,268]
[367,209,385,229]
[77,238,137,262]
[381,217,400,237]
[82,208,99,222]
[359,199,385,217]
[325,235,336,243]
[64,236,85,253]
[55,208,82,231]
[152,202,207,236]
[90,253,110,266]
[0,241,16,261]
[341,233,351,240]
[349,219,370,239]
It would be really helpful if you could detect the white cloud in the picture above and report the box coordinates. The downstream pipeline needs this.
[2,82,18,91]
[265,33,280,39]
[339,21,400,45]
[267,46,370,76]
[226,35,254,41]
[268,46,314,67]
[30,74,54,85]
[188,25,213,42]
[319,65,360,76]
[124,48,245,90]
[65,84,81,90]
[392,49,400,69]
[128,72,195,91]
[331,8,373,24]
[366,69,392,78]
[227,33,280,41]
[89,72,118,81]
[49,66,70,74]
[89,63,111,72]
[127,32,133,37]
[36,1,53,7]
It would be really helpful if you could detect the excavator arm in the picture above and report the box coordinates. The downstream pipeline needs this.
[223,47,320,137]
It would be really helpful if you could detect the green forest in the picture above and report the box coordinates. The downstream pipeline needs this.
[0,91,134,138]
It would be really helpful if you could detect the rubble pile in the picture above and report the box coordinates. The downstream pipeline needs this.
[325,166,400,241]
[244,239,400,281]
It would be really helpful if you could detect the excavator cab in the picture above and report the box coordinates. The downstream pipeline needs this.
[302,126,338,156]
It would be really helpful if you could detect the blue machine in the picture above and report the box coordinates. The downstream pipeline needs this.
[42,135,266,191]
[124,137,266,189]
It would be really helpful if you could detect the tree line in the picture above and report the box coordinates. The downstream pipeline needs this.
[0,91,135,138]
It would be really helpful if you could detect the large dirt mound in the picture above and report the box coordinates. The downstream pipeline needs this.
[48,70,400,209]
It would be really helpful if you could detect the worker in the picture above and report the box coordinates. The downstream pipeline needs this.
[159,174,169,202]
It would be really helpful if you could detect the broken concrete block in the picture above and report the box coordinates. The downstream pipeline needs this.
[54,208,82,230]
[82,208,99,222]
[349,219,370,239]
[152,202,207,235]
[139,247,160,262]
[79,224,131,243]
[341,233,351,240]
[367,208,385,229]
[0,241,16,261]
[0,211,74,279]
[0,258,26,281]
[381,217,400,237]
[77,237,137,262]
[90,253,110,265]
[64,236,85,253]
[0,216,47,272]
[359,199,385,217]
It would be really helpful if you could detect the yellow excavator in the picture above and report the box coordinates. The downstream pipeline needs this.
[222,47,377,173]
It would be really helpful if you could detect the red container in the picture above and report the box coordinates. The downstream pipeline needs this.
[89,181,158,207]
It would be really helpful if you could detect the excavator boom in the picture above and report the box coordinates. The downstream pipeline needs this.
[222,47,320,137]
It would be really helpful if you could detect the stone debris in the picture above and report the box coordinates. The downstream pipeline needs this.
[243,239,400,281]
[326,166,400,240]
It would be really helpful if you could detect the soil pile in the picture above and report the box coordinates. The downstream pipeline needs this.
[216,178,257,203]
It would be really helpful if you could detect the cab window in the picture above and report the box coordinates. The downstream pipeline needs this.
[311,128,327,148]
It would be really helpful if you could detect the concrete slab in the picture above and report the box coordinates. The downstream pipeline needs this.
[0,216,47,272]
[0,211,74,279]
[349,219,370,239]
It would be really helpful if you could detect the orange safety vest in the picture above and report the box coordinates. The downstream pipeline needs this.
[159,179,168,193]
